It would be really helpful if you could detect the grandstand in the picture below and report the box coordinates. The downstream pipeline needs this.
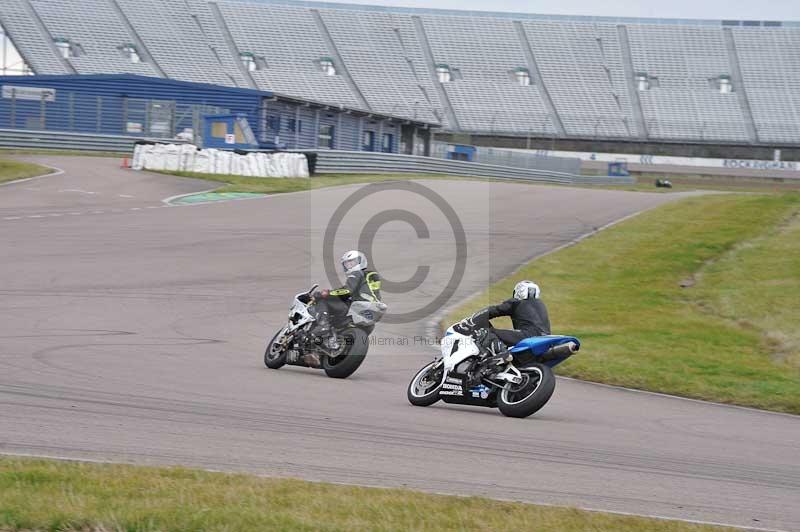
[1,0,799,146]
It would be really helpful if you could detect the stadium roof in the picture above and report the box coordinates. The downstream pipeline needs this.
[224,0,800,27]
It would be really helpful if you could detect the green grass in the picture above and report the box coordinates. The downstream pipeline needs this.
[447,192,800,414]
[599,173,800,193]
[0,158,51,184]
[0,457,733,532]
[158,170,481,194]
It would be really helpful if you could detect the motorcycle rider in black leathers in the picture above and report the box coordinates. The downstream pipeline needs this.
[454,280,550,363]
[313,250,382,348]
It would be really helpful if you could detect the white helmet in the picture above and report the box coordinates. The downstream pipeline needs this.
[341,250,368,274]
[513,280,540,300]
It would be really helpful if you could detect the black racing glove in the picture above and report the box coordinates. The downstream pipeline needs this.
[452,316,477,336]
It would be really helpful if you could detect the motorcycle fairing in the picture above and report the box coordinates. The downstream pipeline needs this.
[439,374,498,408]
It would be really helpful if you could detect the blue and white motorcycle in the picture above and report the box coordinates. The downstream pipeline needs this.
[407,324,580,418]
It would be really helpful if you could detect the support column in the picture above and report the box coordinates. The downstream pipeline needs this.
[513,20,565,137]
[209,2,257,89]
[311,9,370,111]
[616,24,648,139]
[21,0,75,74]
[412,15,460,130]
[723,28,759,144]
[106,0,167,77]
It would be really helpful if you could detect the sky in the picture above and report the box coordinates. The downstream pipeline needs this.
[319,0,799,21]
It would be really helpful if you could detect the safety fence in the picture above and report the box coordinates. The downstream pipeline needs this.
[0,129,635,185]
[311,150,633,185]
[430,141,581,174]
[0,128,183,152]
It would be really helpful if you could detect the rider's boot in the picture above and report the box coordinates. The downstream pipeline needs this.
[303,353,321,368]
[473,329,510,366]
[480,335,513,368]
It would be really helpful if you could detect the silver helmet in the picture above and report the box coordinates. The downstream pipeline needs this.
[513,280,541,300]
[341,250,368,274]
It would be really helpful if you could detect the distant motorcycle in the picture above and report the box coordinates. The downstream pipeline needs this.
[264,284,386,379]
[407,324,580,418]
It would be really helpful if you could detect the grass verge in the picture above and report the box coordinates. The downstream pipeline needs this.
[446,192,800,414]
[158,168,789,195]
[585,174,800,193]
[0,457,733,532]
[157,170,476,194]
[0,158,51,184]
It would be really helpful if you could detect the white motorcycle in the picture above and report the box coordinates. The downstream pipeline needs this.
[264,284,386,379]
[407,325,580,418]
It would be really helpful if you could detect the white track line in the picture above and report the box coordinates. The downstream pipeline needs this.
[0,204,177,223]
[557,376,800,419]
[60,189,97,195]
[161,188,218,205]
[0,162,65,187]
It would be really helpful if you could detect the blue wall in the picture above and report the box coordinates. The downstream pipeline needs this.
[261,99,400,153]
[0,74,264,138]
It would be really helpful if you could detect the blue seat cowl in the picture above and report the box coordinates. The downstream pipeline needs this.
[510,335,581,355]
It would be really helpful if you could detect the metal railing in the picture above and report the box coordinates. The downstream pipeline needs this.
[430,141,582,174]
[0,129,183,152]
[0,129,632,185]
[311,150,633,185]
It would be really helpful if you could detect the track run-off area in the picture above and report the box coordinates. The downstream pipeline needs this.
[1,156,798,531]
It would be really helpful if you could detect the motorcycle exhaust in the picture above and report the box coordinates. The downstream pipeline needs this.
[540,341,579,361]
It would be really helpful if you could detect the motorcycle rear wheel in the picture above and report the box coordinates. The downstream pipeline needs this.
[322,328,368,379]
[264,328,289,369]
[407,361,443,407]
[497,363,555,418]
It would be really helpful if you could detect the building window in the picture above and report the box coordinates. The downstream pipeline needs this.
[211,122,228,139]
[287,119,301,133]
[267,115,281,132]
[53,38,74,59]
[240,52,257,71]
[319,124,335,148]
[635,73,650,91]
[119,43,141,63]
[362,130,375,151]
[319,57,336,76]
[435,63,451,83]
[382,133,394,153]
[513,67,531,86]
[718,75,733,93]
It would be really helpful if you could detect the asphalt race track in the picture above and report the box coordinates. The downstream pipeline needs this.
[1,157,799,531]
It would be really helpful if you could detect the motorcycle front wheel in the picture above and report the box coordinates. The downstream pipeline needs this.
[322,328,368,379]
[497,363,555,418]
[264,327,290,369]
[407,361,444,407]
